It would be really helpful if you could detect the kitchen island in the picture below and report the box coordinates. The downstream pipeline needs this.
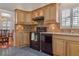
[41,32,79,56]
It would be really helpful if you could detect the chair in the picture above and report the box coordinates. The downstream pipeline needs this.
[8,32,13,47]
[0,30,13,48]
[0,30,3,46]
[1,30,9,47]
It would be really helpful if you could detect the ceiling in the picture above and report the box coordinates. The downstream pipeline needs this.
[0,3,49,12]
[60,3,79,9]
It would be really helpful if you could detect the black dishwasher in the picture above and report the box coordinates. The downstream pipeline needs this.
[41,34,53,55]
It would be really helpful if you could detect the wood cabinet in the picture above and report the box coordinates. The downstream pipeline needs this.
[38,9,44,16]
[44,6,50,21]
[31,3,57,24]
[15,3,58,24]
[15,9,25,24]
[53,34,79,56]
[15,9,32,24]
[44,3,57,24]
[50,4,56,21]
[67,41,79,56]
[32,10,39,18]
[15,24,36,48]
[15,24,29,48]
[53,38,66,56]
[32,8,44,18]
[25,12,32,23]
[15,32,30,47]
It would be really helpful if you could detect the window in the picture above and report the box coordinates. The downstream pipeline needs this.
[61,7,79,29]
[61,9,71,29]
[0,12,13,31]
[72,7,79,28]
[1,12,11,17]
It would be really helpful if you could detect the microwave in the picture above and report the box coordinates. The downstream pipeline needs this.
[36,27,47,32]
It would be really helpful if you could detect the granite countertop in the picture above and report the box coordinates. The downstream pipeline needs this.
[40,32,53,34]
[40,32,79,36]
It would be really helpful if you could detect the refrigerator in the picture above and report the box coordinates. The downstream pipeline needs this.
[30,32,40,51]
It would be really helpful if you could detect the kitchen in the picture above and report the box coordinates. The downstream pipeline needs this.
[0,3,79,56]
[15,3,59,55]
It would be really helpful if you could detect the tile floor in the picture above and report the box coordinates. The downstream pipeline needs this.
[0,47,49,56]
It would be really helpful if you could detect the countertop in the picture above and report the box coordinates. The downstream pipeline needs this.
[40,32,79,36]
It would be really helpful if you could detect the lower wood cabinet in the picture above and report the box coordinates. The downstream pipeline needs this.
[53,34,79,56]
[15,32,30,48]
[67,41,79,56]
[53,38,66,56]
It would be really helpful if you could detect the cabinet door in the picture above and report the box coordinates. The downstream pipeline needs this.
[15,32,30,47]
[32,11,38,18]
[53,38,66,56]
[44,6,50,21]
[38,9,44,16]
[25,13,32,23]
[24,32,30,46]
[50,4,56,21]
[15,32,22,47]
[67,41,79,56]
[15,10,25,24]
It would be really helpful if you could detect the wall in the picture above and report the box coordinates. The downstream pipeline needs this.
[60,3,79,9]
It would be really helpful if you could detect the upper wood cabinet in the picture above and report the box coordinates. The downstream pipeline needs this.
[25,12,32,23]
[31,3,58,24]
[15,4,58,24]
[50,4,56,21]
[15,9,32,24]
[38,9,44,16]
[44,3,57,24]
[32,8,44,18]
[15,9,25,24]
[32,11,38,18]
[44,6,50,21]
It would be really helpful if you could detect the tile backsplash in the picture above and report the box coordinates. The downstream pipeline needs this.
[60,29,71,33]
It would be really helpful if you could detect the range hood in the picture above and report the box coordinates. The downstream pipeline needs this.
[33,16,44,21]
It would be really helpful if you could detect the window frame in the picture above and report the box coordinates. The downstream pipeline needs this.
[0,13,13,30]
[60,7,79,29]
[72,7,79,29]
[60,9,72,29]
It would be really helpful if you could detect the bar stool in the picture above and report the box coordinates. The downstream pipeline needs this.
[1,30,9,48]
[8,32,13,47]
[0,30,3,47]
